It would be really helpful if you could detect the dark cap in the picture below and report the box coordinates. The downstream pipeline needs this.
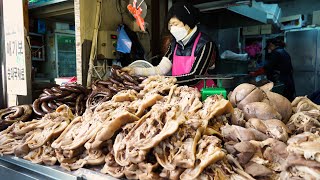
[167,2,200,29]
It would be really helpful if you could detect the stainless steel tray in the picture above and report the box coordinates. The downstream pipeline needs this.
[0,156,118,180]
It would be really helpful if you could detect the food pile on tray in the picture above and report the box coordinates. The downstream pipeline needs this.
[0,76,319,180]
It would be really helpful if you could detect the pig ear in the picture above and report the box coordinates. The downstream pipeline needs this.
[260,82,274,92]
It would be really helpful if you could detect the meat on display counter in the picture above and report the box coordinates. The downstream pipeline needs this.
[0,156,118,180]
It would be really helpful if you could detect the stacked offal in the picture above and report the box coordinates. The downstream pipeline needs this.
[0,76,319,180]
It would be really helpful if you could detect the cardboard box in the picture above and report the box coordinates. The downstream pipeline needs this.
[261,24,273,34]
[280,14,306,30]
[243,25,261,35]
[313,10,320,25]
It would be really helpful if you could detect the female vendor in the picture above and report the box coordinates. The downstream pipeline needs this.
[122,2,216,89]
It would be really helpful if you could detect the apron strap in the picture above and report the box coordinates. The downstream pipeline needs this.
[174,32,202,57]
[191,32,202,56]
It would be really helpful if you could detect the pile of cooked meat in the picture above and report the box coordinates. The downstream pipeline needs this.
[0,77,320,180]
[86,65,146,110]
[0,105,74,165]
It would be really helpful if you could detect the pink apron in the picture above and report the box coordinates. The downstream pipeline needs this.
[172,32,215,91]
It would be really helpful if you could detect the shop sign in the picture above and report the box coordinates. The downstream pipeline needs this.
[3,0,28,95]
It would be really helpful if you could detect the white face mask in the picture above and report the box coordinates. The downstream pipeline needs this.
[170,26,188,41]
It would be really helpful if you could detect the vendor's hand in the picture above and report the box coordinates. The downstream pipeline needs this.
[121,67,135,75]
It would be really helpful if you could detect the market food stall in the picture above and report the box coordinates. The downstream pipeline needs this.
[1,0,320,179]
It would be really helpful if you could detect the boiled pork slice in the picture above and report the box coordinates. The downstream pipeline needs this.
[60,149,105,171]
[154,116,203,170]
[139,76,177,96]
[114,122,137,166]
[287,111,320,134]
[287,132,320,163]
[123,162,160,180]
[159,168,184,180]
[166,86,203,115]
[281,153,320,180]
[101,151,124,178]
[121,104,185,164]
[180,135,226,179]
[221,124,268,142]
[111,89,138,102]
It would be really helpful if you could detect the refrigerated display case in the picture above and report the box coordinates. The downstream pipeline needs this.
[285,28,320,96]
[44,32,76,82]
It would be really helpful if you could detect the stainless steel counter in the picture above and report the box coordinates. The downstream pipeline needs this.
[0,156,118,180]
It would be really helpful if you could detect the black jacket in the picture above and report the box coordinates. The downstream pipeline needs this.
[265,47,293,81]
[164,29,215,86]
[265,47,295,100]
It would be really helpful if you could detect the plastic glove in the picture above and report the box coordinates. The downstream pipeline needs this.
[121,67,135,75]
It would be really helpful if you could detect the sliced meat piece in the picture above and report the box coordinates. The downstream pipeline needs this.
[292,96,320,113]
[237,88,267,110]
[247,118,290,142]
[122,104,185,164]
[263,119,290,142]
[200,96,234,120]
[42,156,57,166]
[154,120,202,170]
[166,86,203,115]
[10,120,39,135]
[231,141,256,165]
[246,118,267,133]
[229,83,257,107]
[237,152,255,165]
[282,153,320,179]
[180,135,226,179]
[287,112,320,134]
[159,168,184,180]
[60,149,105,171]
[234,141,257,153]
[111,89,138,102]
[62,147,85,159]
[124,162,159,180]
[58,111,105,150]
[27,121,69,149]
[14,143,30,157]
[101,152,124,178]
[287,132,320,162]
[139,76,177,96]
[284,153,320,170]
[260,138,288,171]
[51,116,83,149]
[265,91,292,123]
[231,108,246,127]
[225,141,237,155]
[130,93,163,117]
[23,147,43,164]
[55,149,78,164]
[244,161,273,177]
[243,102,282,120]
[221,125,268,142]
[85,111,139,150]
[114,122,136,166]
[39,142,57,166]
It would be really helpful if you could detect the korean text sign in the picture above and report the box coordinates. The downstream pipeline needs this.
[3,0,28,95]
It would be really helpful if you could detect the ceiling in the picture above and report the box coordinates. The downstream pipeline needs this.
[29,0,75,23]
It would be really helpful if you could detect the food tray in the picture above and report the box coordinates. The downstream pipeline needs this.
[0,156,117,180]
